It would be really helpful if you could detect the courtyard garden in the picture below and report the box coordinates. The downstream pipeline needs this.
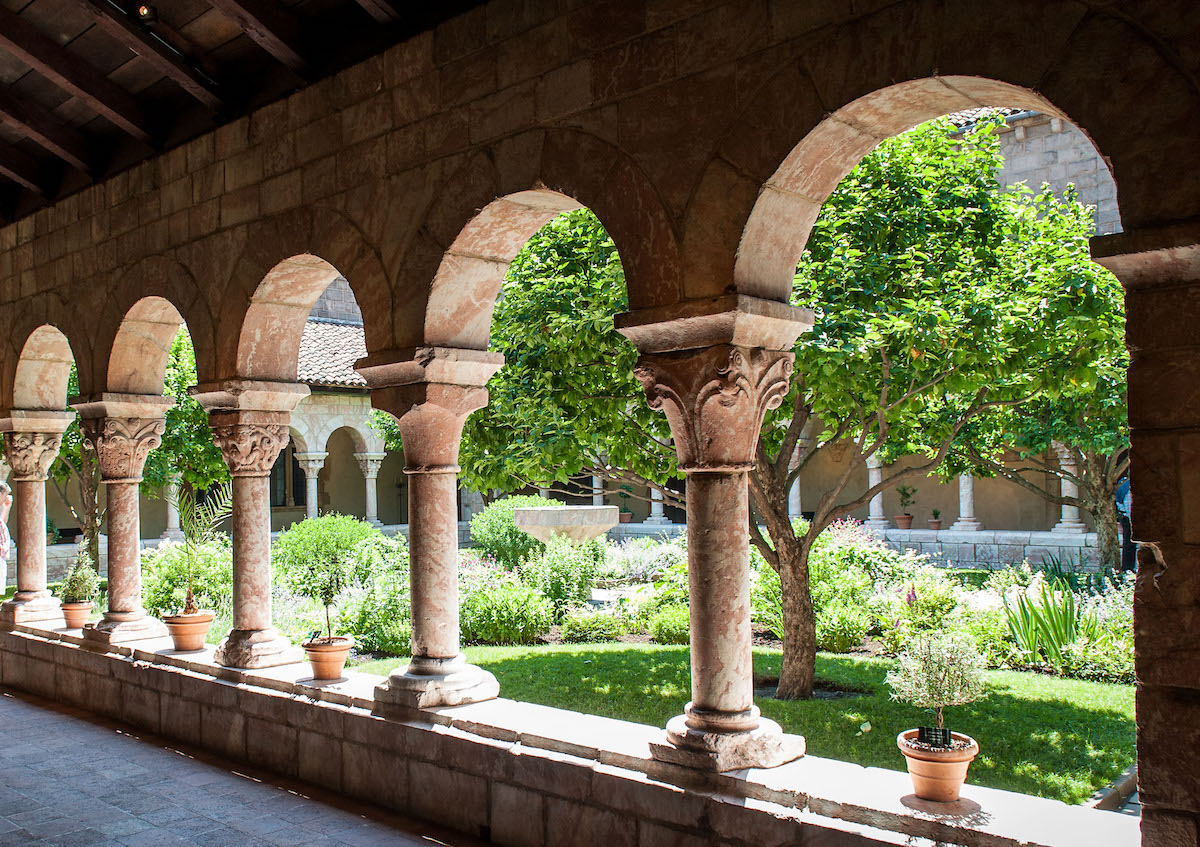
[135,494,1136,806]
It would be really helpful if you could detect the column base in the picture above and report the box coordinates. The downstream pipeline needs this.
[864,519,890,532]
[366,518,383,528]
[1051,521,1087,534]
[214,627,303,669]
[643,517,671,526]
[82,614,168,645]
[650,714,805,772]
[159,528,185,542]
[949,519,983,531]
[375,655,499,709]
[0,593,62,626]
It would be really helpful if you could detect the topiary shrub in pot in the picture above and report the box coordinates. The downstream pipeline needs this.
[58,547,100,629]
[284,530,356,680]
[886,632,987,802]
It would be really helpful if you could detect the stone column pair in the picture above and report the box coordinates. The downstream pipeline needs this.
[359,348,503,709]
[0,410,74,625]
[617,296,812,771]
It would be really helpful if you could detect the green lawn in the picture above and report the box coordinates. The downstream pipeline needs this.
[356,643,1134,805]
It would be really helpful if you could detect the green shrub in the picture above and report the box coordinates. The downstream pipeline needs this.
[639,559,689,623]
[606,537,687,583]
[469,494,561,569]
[561,610,628,643]
[521,536,603,621]
[460,579,553,645]
[338,568,412,655]
[648,604,690,645]
[348,533,409,583]
[953,607,1012,667]
[58,550,100,604]
[273,514,379,586]
[142,538,233,617]
[1059,636,1134,684]
[816,602,870,653]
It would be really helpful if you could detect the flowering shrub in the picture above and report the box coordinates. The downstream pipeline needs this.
[886,632,987,730]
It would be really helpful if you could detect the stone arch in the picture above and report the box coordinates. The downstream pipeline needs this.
[324,423,369,455]
[90,255,216,393]
[288,426,311,455]
[218,206,392,381]
[10,325,76,412]
[397,129,681,350]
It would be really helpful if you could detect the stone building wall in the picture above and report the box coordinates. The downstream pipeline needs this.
[309,277,365,323]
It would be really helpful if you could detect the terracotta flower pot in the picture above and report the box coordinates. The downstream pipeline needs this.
[897,729,979,802]
[928,519,943,530]
[619,512,633,523]
[894,514,914,529]
[303,635,354,680]
[163,609,215,652]
[60,601,93,629]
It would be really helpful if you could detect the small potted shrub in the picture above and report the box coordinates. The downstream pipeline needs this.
[618,484,634,523]
[162,482,231,652]
[886,632,987,802]
[46,517,60,546]
[928,508,942,531]
[894,485,916,529]
[289,541,355,680]
[58,549,100,629]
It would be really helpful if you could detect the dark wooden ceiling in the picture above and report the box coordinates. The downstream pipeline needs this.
[0,0,483,222]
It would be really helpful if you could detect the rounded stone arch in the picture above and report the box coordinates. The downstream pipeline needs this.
[397,128,682,350]
[324,423,369,455]
[90,255,216,394]
[287,426,312,455]
[216,205,392,382]
[7,323,77,412]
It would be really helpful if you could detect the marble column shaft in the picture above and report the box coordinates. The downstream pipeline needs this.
[355,452,384,525]
[294,452,327,520]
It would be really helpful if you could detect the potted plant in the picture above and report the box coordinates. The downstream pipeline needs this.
[162,482,232,652]
[886,632,987,802]
[46,517,60,546]
[618,484,634,523]
[894,485,916,529]
[291,546,355,680]
[58,548,100,629]
[928,508,942,531]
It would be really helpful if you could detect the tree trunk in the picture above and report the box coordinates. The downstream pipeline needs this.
[775,540,816,700]
[1093,496,1121,572]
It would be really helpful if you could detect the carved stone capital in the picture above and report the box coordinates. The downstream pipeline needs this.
[372,383,488,472]
[354,452,386,479]
[633,345,794,472]
[293,451,327,477]
[81,417,165,483]
[208,411,291,477]
[4,431,65,482]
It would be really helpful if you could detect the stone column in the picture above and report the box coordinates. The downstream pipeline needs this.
[0,411,74,625]
[630,344,807,771]
[293,452,326,520]
[359,348,503,709]
[75,395,172,644]
[1052,442,1087,533]
[354,451,386,526]
[591,474,604,507]
[193,381,309,668]
[645,486,670,525]
[161,476,184,541]
[949,474,983,531]
[864,454,890,531]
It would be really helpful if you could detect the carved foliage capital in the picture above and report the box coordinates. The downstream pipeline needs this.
[633,345,793,472]
[4,431,64,482]
[355,454,384,478]
[81,417,165,482]
[211,423,290,477]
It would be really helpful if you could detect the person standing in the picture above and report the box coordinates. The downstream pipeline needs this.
[1116,476,1135,572]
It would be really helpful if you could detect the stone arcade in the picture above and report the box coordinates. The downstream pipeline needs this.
[0,2,1196,845]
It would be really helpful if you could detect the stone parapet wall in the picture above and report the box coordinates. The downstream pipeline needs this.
[0,626,1136,847]
[880,529,1103,570]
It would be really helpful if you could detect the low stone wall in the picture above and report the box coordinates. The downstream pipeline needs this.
[0,624,1136,847]
[879,529,1104,570]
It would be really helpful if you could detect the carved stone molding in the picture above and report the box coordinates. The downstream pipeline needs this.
[371,383,488,473]
[4,431,64,482]
[354,452,385,479]
[210,421,290,477]
[81,417,165,483]
[633,345,794,472]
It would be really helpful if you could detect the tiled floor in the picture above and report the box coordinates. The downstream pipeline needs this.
[0,689,481,847]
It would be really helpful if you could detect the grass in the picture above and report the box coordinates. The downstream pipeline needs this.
[356,643,1134,805]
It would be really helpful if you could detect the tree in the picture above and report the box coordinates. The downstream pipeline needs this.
[750,116,1124,698]
[455,209,681,508]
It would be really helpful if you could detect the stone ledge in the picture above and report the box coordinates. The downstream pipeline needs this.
[0,625,1139,847]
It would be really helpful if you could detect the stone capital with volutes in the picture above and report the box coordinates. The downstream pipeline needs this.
[208,410,291,478]
[633,345,794,473]
[0,409,76,482]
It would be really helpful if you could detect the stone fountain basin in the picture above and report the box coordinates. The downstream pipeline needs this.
[513,505,619,543]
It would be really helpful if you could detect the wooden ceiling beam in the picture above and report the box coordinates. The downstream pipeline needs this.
[354,0,401,24]
[0,86,91,172]
[0,7,152,144]
[0,143,47,194]
[74,0,223,110]
[206,0,308,75]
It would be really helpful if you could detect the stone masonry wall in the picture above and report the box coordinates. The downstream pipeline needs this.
[309,277,365,323]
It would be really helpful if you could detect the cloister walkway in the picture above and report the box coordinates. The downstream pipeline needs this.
[0,689,480,847]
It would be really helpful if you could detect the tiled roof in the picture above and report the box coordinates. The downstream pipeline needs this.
[944,107,1024,128]
[297,318,367,389]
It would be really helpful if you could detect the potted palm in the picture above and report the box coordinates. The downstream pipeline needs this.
[58,548,100,629]
[894,485,916,529]
[886,632,987,802]
[928,508,942,531]
[291,545,355,680]
[162,482,232,652]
